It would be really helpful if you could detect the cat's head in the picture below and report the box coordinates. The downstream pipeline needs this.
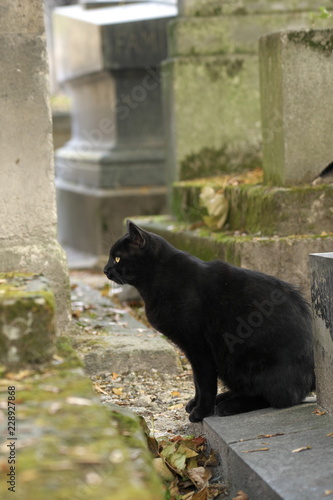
[103,220,156,286]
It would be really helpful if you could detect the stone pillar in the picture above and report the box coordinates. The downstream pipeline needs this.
[310,253,333,415]
[53,2,176,263]
[0,0,71,332]
[164,0,333,183]
[259,29,333,186]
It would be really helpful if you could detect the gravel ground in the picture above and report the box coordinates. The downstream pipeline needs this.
[70,271,203,438]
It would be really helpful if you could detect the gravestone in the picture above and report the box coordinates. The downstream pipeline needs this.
[0,0,71,332]
[310,253,333,415]
[53,1,177,263]
[163,0,333,182]
[260,29,333,186]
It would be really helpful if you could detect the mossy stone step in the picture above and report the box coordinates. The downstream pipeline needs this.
[0,336,164,500]
[0,273,56,368]
[172,177,333,236]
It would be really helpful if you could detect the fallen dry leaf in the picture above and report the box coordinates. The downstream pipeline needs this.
[171,390,181,397]
[111,372,120,380]
[257,433,284,438]
[112,387,123,396]
[94,384,109,395]
[187,466,212,490]
[291,446,312,453]
[326,433,333,437]
[324,490,333,496]
[168,403,184,410]
[6,369,34,380]
[313,408,326,416]
[192,486,209,499]
[232,491,249,500]
[242,447,269,453]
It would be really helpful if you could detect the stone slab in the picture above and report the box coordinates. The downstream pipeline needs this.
[53,3,176,81]
[69,279,181,375]
[202,401,333,499]
[0,273,55,367]
[310,253,333,415]
[260,29,333,186]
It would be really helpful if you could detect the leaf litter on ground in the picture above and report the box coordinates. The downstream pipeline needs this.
[139,418,227,499]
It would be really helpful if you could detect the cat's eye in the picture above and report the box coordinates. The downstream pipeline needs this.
[115,256,121,263]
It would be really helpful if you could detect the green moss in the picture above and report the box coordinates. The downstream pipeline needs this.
[0,334,164,500]
[288,29,333,55]
[179,145,261,181]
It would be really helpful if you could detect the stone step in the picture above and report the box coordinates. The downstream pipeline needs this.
[0,336,164,499]
[0,273,56,368]
[172,174,333,236]
[133,216,333,298]
[201,399,333,499]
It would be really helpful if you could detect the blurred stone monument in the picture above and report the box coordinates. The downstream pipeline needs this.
[0,0,71,332]
[53,0,177,266]
[163,0,333,183]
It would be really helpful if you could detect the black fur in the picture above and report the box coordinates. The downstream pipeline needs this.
[104,221,315,422]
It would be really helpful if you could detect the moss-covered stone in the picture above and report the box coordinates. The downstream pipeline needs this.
[172,176,333,236]
[0,332,164,500]
[287,29,333,55]
[0,273,56,367]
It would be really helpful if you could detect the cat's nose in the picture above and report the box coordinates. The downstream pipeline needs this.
[103,266,108,275]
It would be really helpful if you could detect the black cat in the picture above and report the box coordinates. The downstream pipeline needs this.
[104,221,315,423]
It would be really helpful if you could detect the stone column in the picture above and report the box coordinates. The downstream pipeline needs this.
[260,29,333,186]
[0,0,71,332]
[310,253,333,415]
[53,2,176,263]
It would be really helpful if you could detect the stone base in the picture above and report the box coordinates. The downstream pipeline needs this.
[172,176,333,236]
[0,239,71,333]
[0,273,55,367]
[133,216,333,299]
[56,179,167,262]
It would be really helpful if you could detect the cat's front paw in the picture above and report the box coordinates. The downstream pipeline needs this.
[185,398,197,414]
[188,406,214,423]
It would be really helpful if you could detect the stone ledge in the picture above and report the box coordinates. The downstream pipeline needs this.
[0,336,164,500]
[172,177,333,236]
[201,400,333,499]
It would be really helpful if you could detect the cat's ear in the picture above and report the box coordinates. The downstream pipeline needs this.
[127,220,146,249]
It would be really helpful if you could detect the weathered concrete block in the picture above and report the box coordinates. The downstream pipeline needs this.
[0,273,55,367]
[260,29,333,186]
[163,54,261,181]
[310,253,333,415]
